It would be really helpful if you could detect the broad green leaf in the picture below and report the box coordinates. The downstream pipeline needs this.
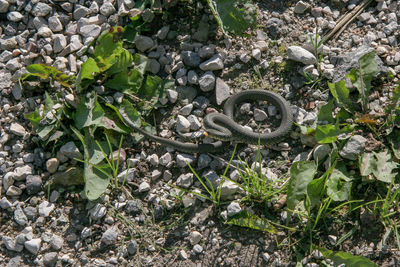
[287,161,317,211]
[318,99,335,123]
[25,109,41,129]
[123,15,145,43]
[76,58,100,92]
[47,130,64,143]
[43,91,55,115]
[225,210,277,233]
[207,0,256,36]
[307,176,325,207]
[315,124,353,144]
[119,99,141,128]
[88,140,108,165]
[327,166,352,201]
[99,112,131,134]
[373,150,398,183]
[359,152,375,177]
[94,30,123,59]
[37,125,54,140]
[106,49,133,75]
[84,163,110,200]
[104,69,143,94]
[329,80,353,112]
[74,95,104,130]
[317,246,378,267]
[25,64,52,79]
[133,54,151,75]
[22,64,75,87]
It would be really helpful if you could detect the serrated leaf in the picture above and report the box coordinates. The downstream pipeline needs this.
[207,0,256,36]
[74,95,104,130]
[225,210,277,233]
[104,69,143,94]
[329,80,353,112]
[373,150,398,183]
[287,161,317,211]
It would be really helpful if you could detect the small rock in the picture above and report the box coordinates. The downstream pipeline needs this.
[252,48,261,60]
[199,55,224,71]
[24,238,41,255]
[215,78,230,105]
[59,141,82,159]
[14,206,28,226]
[38,201,55,217]
[294,1,310,14]
[189,231,202,245]
[198,154,212,169]
[10,123,26,137]
[43,252,58,267]
[80,24,101,39]
[187,70,199,84]
[182,51,201,67]
[176,153,195,168]
[288,46,317,65]
[46,158,59,173]
[26,175,42,195]
[177,173,193,189]
[0,0,9,13]
[101,226,119,245]
[157,26,170,40]
[262,252,271,262]
[138,181,150,193]
[176,115,191,133]
[32,2,52,17]
[328,235,337,245]
[227,202,241,217]
[198,71,216,92]
[89,203,107,220]
[220,180,240,200]
[48,16,63,32]
[135,35,154,52]
[339,135,367,160]
[126,199,143,215]
[128,240,138,255]
[254,108,268,121]
[7,11,24,22]
[192,244,203,254]
[0,197,12,209]
[179,250,188,260]
[100,2,116,16]
[53,34,67,54]
[7,185,22,197]
[159,152,172,166]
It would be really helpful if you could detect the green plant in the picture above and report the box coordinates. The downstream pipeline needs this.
[22,26,173,200]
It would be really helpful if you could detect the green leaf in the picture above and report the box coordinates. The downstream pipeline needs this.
[207,0,257,36]
[329,80,353,112]
[47,130,64,143]
[105,69,143,94]
[43,91,55,115]
[37,125,55,140]
[317,246,378,267]
[318,99,335,123]
[84,163,110,200]
[22,64,75,87]
[359,152,375,177]
[25,109,41,129]
[94,30,123,59]
[287,161,317,211]
[76,58,100,92]
[373,150,398,183]
[307,176,325,207]
[123,15,145,43]
[119,99,141,128]
[315,124,353,144]
[327,165,352,201]
[133,53,151,75]
[99,111,131,134]
[225,210,277,233]
[74,95,104,130]
[388,132,400,160]
[106,49,133,75]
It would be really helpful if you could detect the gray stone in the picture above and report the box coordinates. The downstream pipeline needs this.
[150,59,160,74]
[227,202,241,217]
[199,45,215,59]
[198,71,215,92]
[3,236,23,252]
[24,238,41,255]
[53,34,67,53]
[1,37,17,50]
[50,234,64,250]
[167,89,178,103]
[313,144,331,162]
[339,135,367,160]
[254,108,268,121]
[157,26,170,40]
[252,48,261,60]
[203,170,220,190]
[32,3,52,17]
[101,226,119,245]
[159,152,172,166]
[192,244,203,254]
[80,24,101,38]
[14,206,28,226]
[48,16,63,32]
[215,78,230,105]
[262,252,271,262]
[10,123,26,136]
[141,8,154,22]
[331,45,387,83]
[199,55,224,71]
[182,51,201,67]
[0,51,13,63]
[69,35,83,52]
[46,158,59,173]
[288,46,317,65]
[6,58,22,71]
[135,35,154,52]
[89,203,107,220]
[38,201,55,217]
[7,185,22,196]
[266,18,284,38]
[117,168,135,183]
[294,1,310,14]
[128,240,138,254]
[138,181,150,193]
[0,0,9,13]
[59,141,82,159]
[3,172,14,191]
[100,2,116,16]
[126,199,143,215]
[0,197,12,209]
[14,165,33,180]
[74,5,90,20]
[176,115,191,133]
[179,103,193,116]
[198,154,212,169]
[7,11,23,22]
[23,206,37,220]
[254,41,268,52]
[220,180,240,200]
[189,231,202,245]
[177,173,193,188]
[12,84,22,100]
[26,175,42,195]
[43,252,58,267]
[187,114,201,130]
[176,86,197,103]
[187,70,199,84]
[176,153,195,168]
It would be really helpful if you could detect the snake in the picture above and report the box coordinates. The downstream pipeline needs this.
[120,90,293,153]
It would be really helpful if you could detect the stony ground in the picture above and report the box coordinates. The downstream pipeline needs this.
[0,0,400,266]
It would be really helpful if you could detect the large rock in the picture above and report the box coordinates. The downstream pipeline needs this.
[288,46,317,65]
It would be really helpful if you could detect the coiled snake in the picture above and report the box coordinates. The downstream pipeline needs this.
[121,90,293,153]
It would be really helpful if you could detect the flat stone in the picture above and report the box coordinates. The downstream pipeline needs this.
[10,123,26,136]
[38,201,55,217]
[227,202,241,217]
[48,16,63,32]
[199,55,224,71]
[32,3,52,17]
[73,5,90,20]
[294,1,310,14]
[80,24,101,39]
[177,173,193,188]
[288,46,317,65]
[215,78,230,105]
[53,34,67,53]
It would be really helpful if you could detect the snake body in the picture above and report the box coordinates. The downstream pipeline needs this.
[121,90,293,153]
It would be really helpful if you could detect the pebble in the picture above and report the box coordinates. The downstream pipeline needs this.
[220,180,240,200]
[198,71,216,92]
[89,203,107,220]
[138,181,151,193]
[128,240,138,255]
[187,70,199,84]
[176,153,195,168]
[339,135,367,160]
[199,55,224,71]
[294,1,310,14]
[48,16,63,32]
[80,25,101,39]
[179,250,188,260]
[254,108,268,121]
[182,51,201,67]
[176,115,191,133]
[38,201,55,217]
[53,34,67,54]
[177,173,193,188]
[7,11,24,22]
[100,2,116,16]
[24,238,41,255]
[32,3,52,17]
[101,226,120,245]
[10,123,26,137]
[288,46,317,65]
[189,231,202,245]
[50,235,64,250]
[227,202,241,217]
[46,158,59,173]
[59,141,82,159]
[43,252,58,267]
[192,244,203,254]
[25,175,42,195]
[135,35,154,52]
